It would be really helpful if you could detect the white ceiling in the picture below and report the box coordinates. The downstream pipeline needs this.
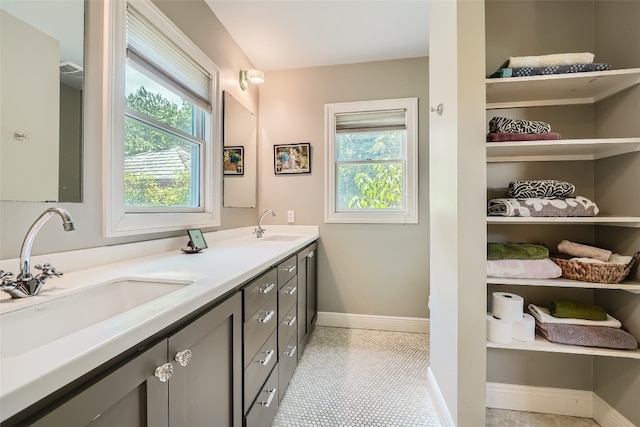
[205,0,429,71]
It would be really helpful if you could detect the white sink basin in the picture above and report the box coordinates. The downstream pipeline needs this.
[260,235,302,241]
[0,278,191,358]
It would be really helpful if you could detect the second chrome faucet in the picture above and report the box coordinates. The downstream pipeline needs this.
[254,209,275,238]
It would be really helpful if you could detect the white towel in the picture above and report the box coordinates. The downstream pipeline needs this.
[507,52,595,68]
[557,240,611,262]
[487,259,562,279]
[528,304,622,328]
[572,254,633,265]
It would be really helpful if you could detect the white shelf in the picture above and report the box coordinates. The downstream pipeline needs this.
[486,138,640,162]
[486,68,640,109]
[487,335,640,359]
[487,277,640,294]
[487,216,640,227]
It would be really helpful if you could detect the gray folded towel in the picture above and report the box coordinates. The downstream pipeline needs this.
[557,240,611,262]
[535,320,638,350]
[488,196,600,217]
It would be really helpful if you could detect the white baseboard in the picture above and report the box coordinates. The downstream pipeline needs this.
[427,367,455,427]
[316,311,429,333]
[593,394,637,427]
[487,382,634,426]
[487,382,593,417]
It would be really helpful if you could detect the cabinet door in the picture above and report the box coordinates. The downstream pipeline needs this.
[30,341,169,427]
[296,247,308,356]
[168,293,242,427]
[307,243,318,332]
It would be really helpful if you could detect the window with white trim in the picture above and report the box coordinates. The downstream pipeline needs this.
[324,98,418,224]
[105,0,221,236]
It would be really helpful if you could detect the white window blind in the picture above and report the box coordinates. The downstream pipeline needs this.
[335,109,407,133]
[126,5,212,112]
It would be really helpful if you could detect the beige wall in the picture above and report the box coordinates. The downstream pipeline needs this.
[258,58,430,319]
[0,0,259,259]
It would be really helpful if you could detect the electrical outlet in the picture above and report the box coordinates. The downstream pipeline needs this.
[287,210,295,223]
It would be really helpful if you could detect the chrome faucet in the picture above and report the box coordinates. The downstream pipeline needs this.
[0,207,76,298]
[254,209,275,238]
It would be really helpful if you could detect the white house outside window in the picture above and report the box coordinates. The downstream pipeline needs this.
[324,98,418,224]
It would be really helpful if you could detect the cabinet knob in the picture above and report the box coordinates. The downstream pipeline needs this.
[174,349,192,367]
[308,251,314,258]
[154,363,174,382]
[430,103,444,115]
[259,283,275,294]
[260,388,277,407]
[282,265,296,273]
[285,345,297,357]
[285,286,297,295]
[259,310,275,323]
[258,349,275,366]
[285,316,297,326]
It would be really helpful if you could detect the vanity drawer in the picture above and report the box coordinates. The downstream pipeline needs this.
[278,304,297,358]
[244,295,277,367]
[277,255,297,288]
[278,332,298,401]
[277,276,297,323]
[244,331,277,413]
[245,364,279,427]
[244,268,278,321]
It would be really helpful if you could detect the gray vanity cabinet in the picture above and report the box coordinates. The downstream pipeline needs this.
[297,242,318,357]
[167,292,243,427]
[29,293,243,427]
[30,340,169,427]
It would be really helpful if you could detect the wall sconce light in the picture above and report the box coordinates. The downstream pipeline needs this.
[239,69,265,90]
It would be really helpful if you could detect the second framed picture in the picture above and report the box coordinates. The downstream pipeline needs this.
[223,146,244,175]
[274,142,311,175]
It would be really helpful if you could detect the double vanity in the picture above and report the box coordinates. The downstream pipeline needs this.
[0,225,319,426]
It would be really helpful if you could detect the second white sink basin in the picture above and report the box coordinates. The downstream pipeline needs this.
[260,235,302,241]
[0,277,191,358]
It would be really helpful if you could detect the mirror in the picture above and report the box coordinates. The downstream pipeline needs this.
[223,91,257,208]
[0,0,84,202]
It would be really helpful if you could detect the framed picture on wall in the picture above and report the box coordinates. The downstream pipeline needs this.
[274,142,311,175]
[223,146,244,175]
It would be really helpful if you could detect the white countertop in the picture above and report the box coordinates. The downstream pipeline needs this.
[0,226,319,422]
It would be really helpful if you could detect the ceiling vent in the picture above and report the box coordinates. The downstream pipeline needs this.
[59,61,83,79]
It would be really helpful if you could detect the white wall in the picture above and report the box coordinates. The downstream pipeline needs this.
[258,58,430,319]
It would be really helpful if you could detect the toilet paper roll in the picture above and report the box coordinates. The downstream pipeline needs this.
[486,313,513,344]
[512,313,535,342]
[492,292,524,321]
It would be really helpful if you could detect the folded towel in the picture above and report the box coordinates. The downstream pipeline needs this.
[488,63,611,78]
[507,52,595,68]
[488,243,549,260]
[528,304,619,327]
[571,254,633,265]
[489,117,551,134]
[487,132,562,142]
[557,240,611,262]
[506,180,575,199]
[535,319,638,350]
[549,300,607,321]
[488,196,600,217]
[487,259,562,279]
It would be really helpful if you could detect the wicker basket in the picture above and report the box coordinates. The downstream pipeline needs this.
[550,251,640,284]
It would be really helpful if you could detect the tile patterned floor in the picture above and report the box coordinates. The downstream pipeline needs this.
[273,326,601,427]
[273,326,439,426]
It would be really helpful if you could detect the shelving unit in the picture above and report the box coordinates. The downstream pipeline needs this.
[486,68,640,109]
[486,69,640,359]
[487,335,640,359]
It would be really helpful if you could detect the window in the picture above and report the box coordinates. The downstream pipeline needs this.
[324,98,418,224]
[104,0,221,236]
